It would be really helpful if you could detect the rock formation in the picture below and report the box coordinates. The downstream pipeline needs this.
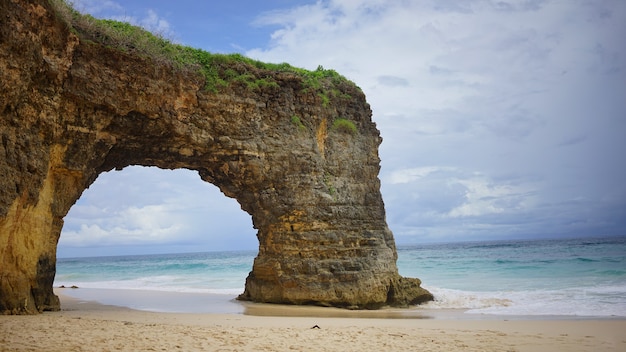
[0,0,433,314]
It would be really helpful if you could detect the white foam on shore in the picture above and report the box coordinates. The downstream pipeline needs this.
[422,285,626,317]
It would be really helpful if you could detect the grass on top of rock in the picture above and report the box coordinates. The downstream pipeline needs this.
[49,0,357,95]
[331,118,358,135]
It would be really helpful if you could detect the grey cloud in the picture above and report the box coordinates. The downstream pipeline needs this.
[433,0,547,15]
[491,0,547,12]
[429,65,455,76]
[481,109,545,140]
[377,75,409,87]
[433,2,474,13]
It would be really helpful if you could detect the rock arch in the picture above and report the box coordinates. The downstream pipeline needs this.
[0,0,432,314]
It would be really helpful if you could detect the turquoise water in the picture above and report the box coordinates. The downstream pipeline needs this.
[55,236,626,317]
[56,250,253,295]
[397,236,626,316]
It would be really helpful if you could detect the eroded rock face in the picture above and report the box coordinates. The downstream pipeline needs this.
[0,0,433,314]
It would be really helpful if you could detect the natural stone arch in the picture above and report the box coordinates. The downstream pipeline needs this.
[0,0,432,314]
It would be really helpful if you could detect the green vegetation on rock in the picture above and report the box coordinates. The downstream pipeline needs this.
[331,118,358,135]
[323,172,337,197]
[49,0,359,95]
[291,115,306,132]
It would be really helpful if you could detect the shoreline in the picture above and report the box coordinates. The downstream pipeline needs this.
[57,287,625,321]
[1,290,624,351]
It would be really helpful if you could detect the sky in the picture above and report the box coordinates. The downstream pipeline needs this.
[58,0,626,257]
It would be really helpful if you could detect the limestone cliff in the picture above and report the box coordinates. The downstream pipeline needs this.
[0,0,433,314]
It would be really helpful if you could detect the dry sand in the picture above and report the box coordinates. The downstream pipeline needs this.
[1,290,624,352]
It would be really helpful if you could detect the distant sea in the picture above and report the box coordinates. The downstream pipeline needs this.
[55,236,626,317]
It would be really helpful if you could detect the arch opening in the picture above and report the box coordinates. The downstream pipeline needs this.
[54,166,258,310]
[58,166,257,258]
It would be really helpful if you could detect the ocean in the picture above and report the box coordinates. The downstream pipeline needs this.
[55,236,626,317]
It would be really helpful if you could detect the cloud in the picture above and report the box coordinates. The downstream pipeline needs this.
[135,9,172,36]
[377,75,409,87]
[61,204,184,247]
[382,166,538,239]
[446,176,536,218]
[69,0,123,14]
[59,167,256,255]
[387,166,457,184]
[70,0,174,38]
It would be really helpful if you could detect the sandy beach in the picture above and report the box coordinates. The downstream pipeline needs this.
[0,289,624,352]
